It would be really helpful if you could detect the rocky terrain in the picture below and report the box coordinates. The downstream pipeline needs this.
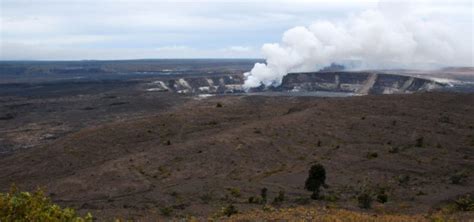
[0,91,473,220]
[0,83,190,154]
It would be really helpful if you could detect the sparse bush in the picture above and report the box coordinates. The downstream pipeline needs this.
[157,166,171,178]
[450,170,468,185]
[261,188,268,203]
[416,190,427,196]
[397,175,410,186]
[357,192,372,209]
[227,187,241,198]
[248,196,262,204]
[443,194,474,213]
[376,188,388,203]
[222,204,238,217]
[273,190,285,204]
[170,191,179,197]
[388,146,399,154]
[0,185,93,221]
[438,116,451,123]
[208,120,218,125]
[305,163,326,200]
[453,194,474,211]
[248,196,255,203]
[200,192,213,204]
[415,136,424,147]
[160,207,173,216]
[366,152,378,159]
[262,205,276,212]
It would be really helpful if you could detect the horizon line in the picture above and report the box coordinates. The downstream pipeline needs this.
[0,58,265,62]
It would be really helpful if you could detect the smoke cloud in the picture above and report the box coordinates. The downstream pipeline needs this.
[244,3,472,88]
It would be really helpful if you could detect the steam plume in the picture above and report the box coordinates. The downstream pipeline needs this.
[244,4,472,88]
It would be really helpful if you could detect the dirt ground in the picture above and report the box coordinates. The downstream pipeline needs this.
[0,92,473,220]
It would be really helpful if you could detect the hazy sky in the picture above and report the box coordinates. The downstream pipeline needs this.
[0,0,472,60]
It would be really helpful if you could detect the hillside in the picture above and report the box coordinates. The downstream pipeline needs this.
[0,92,473,220]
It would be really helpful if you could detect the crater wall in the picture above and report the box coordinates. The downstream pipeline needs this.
[144,72,445,95]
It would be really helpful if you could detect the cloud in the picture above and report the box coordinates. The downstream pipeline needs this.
[1,0,377,59]
[0,43,259,60]
[0,0,471,60]
[243,0,473,88]
[227,46,253,52]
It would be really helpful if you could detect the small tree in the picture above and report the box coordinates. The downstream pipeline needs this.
[305,163,326,199]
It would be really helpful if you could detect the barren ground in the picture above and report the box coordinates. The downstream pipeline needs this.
[0,91,473,220]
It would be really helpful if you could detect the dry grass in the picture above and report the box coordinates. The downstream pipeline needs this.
[215,206,462,222]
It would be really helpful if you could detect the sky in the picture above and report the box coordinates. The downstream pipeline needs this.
[0,0,472,60]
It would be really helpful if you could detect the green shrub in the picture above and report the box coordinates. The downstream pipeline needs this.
[0,185,92,222]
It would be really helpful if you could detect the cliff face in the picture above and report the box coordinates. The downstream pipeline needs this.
[144,72,445,95]
[278,72,444,95]
[145,74,245,94]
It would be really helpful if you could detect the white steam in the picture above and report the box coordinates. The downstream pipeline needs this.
[244,4,472,88]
